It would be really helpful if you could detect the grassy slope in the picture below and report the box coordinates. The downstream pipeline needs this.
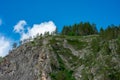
[49,35,120,80]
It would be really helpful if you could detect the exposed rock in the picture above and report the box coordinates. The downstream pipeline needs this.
[0,35,120,80]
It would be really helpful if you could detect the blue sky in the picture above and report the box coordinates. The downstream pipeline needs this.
[0,0,120,57]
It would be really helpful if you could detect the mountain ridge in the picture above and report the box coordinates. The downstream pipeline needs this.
[0,35,120,80]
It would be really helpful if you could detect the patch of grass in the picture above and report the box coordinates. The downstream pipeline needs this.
[50,38,57,44]
[103,42,111,55]
[81,69,91,80]
[108,68,120,80]
[60,48,79,65]
[65,36,83,40]
[91,37,101,52]
[67,39,88,50]
[51,38,79,66]
[50,58,58,71]
[50,53,76,80]
[31,41,36,45]
[50,69,75,80]
[50,37,62,45]
[50,39,76,80]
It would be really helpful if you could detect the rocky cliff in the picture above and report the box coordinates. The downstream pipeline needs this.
[0,35,120,80]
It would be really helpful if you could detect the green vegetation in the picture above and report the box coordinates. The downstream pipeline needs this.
[79,37,120,80]
[67,39,88,50]
[48,34,120,80]
[50,69,75,80]
[62,22,98,36]
[14,21,120,80]
[91,37,101,52]
[100,25,120,40]
[28,35,43,47]
[30,41,36,46]
[60,48,78,64]
[61,22,120,41]
[50,53,76,80]
[103,41,111,55]
[50,38,76,80]
[65,36,83,40]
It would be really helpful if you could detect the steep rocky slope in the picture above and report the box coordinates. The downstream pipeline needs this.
[0,35,120,80]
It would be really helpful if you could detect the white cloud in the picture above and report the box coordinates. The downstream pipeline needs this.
[0,36,11,57]
[0,19,2,26]
[13,20,27,33]
[14,20,56,41]
[21,21,56,40]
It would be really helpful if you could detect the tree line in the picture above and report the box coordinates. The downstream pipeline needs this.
[61,22,98,36]
[61,22,120,40]
[100,24,120,40]
[12,22,120,49]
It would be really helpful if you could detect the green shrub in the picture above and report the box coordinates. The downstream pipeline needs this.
[50,41,76,80]
[50,54,76,80]
[91,38,100,52]
[103,41,111,55]
[67,39,87,50]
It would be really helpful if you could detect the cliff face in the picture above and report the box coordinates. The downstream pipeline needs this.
[0,37,51,80]
[0,35,120,80]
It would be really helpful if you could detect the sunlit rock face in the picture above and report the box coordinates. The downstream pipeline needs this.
[0,35,120,80]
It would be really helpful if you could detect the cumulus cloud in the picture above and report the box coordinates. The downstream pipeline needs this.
[13,20,27,33]
[14,20,56,41]
[21,21,56,40]
[0,36,11,57]
[0,19,2,26]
